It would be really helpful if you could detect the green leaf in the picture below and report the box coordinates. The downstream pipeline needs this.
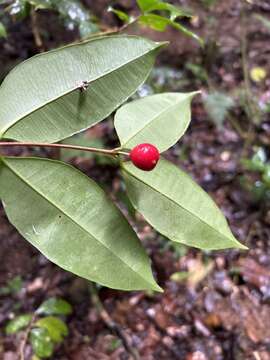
[9,0,30,19]
[139,13,169,31]
[30,328,54,358]
[36,298,72,316]
[122,159,247,250]
[35,316,68,343]
[137,0,191,19]
[139,14,203,45]
[108,6,131,23]
[5,314,32,334]
[170,271,189,282]
[0,35,165,143]
[137,0,160,12]
[28,0,53,9]
[0,157,161,291]
[172,21,203,46]
[241,148,267,172]
[141,1,191,20]
[263,165,270,185]
[114,92,199,152]
[0,21,7,38]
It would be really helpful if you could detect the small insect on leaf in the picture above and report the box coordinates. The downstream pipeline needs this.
[78,80,90,92]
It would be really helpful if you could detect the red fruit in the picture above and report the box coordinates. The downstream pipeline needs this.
[129,143,160,171]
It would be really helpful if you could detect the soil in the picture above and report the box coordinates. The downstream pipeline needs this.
[1,1,270,359]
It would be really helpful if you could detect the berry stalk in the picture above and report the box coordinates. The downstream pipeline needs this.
[0,141,129,157]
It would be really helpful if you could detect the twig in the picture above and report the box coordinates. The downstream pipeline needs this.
[88,282,140,360]
[18,314,37,360]
[240,8,253,120]
[0,141,129,157]
[240,3,258,155]
[30,7,44,52]
[84,18,139,40]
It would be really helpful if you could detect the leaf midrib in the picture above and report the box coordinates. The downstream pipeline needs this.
[123,165,237,245]
[119,96,183,147]
[0,43,160,138]
[3,158,153,286]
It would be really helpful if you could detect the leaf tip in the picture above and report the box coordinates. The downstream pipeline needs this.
[190,90,202,98]
[156,40,170,49]
[235,242,249,251]
[223,237,248,251]
[151,282,163,293]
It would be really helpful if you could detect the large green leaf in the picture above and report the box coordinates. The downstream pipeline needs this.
[0,35,164,143]
[115,92,198,152]
[122,159,247,250]
[0,157,161,291]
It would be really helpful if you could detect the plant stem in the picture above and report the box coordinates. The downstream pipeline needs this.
[30,7,44,52]
[19,314,37,360]
[0,142,129,157]
[240,3,260,125]
[86,17,139,40]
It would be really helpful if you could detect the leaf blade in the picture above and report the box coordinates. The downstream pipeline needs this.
[115,92,199,152]
[5,314,33,335]
[36,298,72,316]
[122,159,247,250]
[137,0,160,12]
[0,21,7,38]
[30,328,54,358]
[35,316,68,343]
[138,14,203,45]
[0,35,164,143]
[0,157,161,291]
[108,6,131,23]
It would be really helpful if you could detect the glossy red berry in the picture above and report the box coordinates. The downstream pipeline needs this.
[129,143,160,171]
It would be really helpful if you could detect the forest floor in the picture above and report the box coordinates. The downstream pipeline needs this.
[1,1,270,359]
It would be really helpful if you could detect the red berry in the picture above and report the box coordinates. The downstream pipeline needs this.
[129,143,160,171]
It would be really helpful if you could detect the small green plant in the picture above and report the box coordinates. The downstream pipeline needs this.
[109,0,203,45]
[0,34,246,294]
[5,297,72,358]
[241,147,270,202]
